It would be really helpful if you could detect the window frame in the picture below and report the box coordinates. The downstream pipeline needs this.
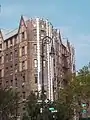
[34,59,37,68]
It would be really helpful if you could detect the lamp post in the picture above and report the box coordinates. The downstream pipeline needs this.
[41,36,55,116]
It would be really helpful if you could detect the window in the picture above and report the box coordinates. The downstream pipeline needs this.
[6,67,8,70]
[6,80,9,88]
[34,44,37,53]
[22,92,25,99]
[63,79,68,86]
[22,32,25,39]
[54,59,55,66]
[15,63,18,73]
[41,24,44,28]
[14,36,17,44]
[0,44,2,49]
[34,74,37,83]
[43,60,46,67]
[10,39,12,45]
[22,61,25,70]
[6,54,8,62]
[6,80,8,84]
[33,24,36,27]
[11,80,13,86]
[15,49,17,53]
[35,76,37,83]
[15,78,17,81]
[34,59,37,67]
[23,107,25,111]
[22,46,25,56]
[15,82,17,87]
[33,29,37,36]
[15,63,17,67]
[10,65,13,68]
[0,57,2,64]
[15,49,18,57]
[15,78,17,87]
[0,82,2,87]
[0,70,1,78]
[15,36,17,40]
[15,49,18,56]
[41,33,44,39]
[23,76,25,82]
[6,41,8,48]
[10,52,13,61]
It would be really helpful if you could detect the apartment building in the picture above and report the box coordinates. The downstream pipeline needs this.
[0,16,75,104]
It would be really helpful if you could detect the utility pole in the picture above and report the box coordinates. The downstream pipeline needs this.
[41,37,44,111]
[41,36,55,120]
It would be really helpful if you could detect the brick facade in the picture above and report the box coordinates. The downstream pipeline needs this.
[0,16,75,116]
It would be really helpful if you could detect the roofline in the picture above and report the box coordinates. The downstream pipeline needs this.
[3,28,18,41]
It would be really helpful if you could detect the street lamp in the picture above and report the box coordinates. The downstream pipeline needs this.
[41,36,55,115]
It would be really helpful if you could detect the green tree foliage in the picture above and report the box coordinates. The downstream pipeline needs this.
[24,91,41,120]
[22,64,90,120]
[22,113,29,120]
[0,88,19,120]
[57,64,90,120]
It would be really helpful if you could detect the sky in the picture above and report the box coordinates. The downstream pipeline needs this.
[0,0,90,70]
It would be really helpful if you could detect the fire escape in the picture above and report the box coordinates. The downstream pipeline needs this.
[62,50,70,87]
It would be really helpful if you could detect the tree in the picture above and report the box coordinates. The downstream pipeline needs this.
[57,64,90,120]
[22,113,29,120]
[0,88,19,120]
[23,91,41,120]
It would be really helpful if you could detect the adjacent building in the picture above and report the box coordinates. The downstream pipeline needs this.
[0,16,75,104]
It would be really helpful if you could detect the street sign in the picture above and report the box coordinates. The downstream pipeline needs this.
[49,107,58,113]
[82,109,87,113]
[52,110,58,113]
[49,107,55,111]
[82,103,86,107]
[81,103,87,113]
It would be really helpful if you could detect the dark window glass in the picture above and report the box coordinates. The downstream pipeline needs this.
[22,92,25,99]
[22,32,24,39]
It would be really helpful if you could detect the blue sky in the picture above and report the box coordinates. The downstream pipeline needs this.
[0,0,90,70]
